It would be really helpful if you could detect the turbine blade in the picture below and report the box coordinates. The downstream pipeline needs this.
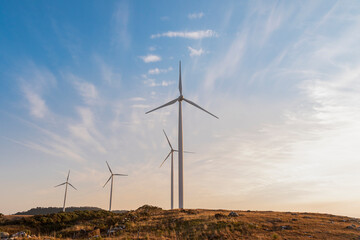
[54,182,66,188]
[103,176,112,188]
[145,98,178,114]
[163,129,173,149]
[113,174,128,176]
[67,170,70,181]
[160,151,172,168]
[173,150,195,154]
[184,151,195,154]
[68,183,77,190]
[183,98,219,119]
[106,161,113,174]
[179,61,182,95]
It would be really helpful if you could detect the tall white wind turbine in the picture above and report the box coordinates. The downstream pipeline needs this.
[146,61,218,209]
[160,130,194,210]
[103,161,128,212]
[54,170,77,212]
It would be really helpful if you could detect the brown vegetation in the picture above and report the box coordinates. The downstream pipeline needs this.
[1,205,360,239]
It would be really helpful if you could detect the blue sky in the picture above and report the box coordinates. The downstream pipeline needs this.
[1,0,360,217]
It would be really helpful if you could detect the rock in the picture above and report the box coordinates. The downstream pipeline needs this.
[87,228,100,237]
[215,213,226,219]
[0,232,10,238]
[270,218,282,223]
[346,225,355,229]
[228,211,239,217]
[281,225,293,230]
[11,231,27,238]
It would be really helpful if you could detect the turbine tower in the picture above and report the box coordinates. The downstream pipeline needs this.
[54,170,77,212]
[160,130,194,210]
[103,161,128,212]
[146,61,218,209]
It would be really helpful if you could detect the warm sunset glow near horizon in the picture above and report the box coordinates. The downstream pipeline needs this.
[1,1,360,218]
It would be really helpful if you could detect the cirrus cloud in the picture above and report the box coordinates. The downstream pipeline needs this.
[188,12,204,19]
[150,30,217,39]
[188,46,205,57]
[140,54,162,63]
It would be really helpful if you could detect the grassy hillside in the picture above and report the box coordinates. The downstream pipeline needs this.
[14,206,104,215]
[1,205,360,239]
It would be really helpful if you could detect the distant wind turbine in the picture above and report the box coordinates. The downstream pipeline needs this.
[146,61,218,209]
[54,170,77,212]
[103,161,128,212]
[160,129,194,210]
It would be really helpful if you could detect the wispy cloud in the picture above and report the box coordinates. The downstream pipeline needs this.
[21,87,48,118]
[69,74,99,105]
[18,63,57,119]
[131,104,150,109]
[143,78,174,87]
[188,46,205,57]
[112,1,130,48]
[188,12,204,19]
[148,67,173,75]
[129,97,146,101]
[140,54,161,63]
[95,57,121,85]
[151,30,217,39]
[68,107,107,154]
[4,116,87,162]
[204,31,247,90]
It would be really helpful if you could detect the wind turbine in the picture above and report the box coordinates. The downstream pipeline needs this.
[103,161,128,212]
[146,61,218,209]
[160,129,194,210]
[54,170,77,212]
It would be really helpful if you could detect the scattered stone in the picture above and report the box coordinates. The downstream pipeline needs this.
[270,218,282,223]
[215,213,226,219]
[228,211,239,217]
[11,231,28,238]
[87,228,100,238]
[281,225,293,230]
[0,232,10,238]
[345,225,355,230]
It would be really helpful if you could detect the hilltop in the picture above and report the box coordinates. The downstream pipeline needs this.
[14,207,104,216]
[1,205,360,239]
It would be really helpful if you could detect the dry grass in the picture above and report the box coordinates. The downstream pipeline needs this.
[1,206,360,239]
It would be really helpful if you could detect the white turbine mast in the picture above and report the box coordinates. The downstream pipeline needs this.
[160,129,194,210]
[54,170,77,212]
[103,161,128,212]
[146,61,218,209]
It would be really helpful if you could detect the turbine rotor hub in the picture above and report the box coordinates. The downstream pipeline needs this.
[179,95,184,101]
